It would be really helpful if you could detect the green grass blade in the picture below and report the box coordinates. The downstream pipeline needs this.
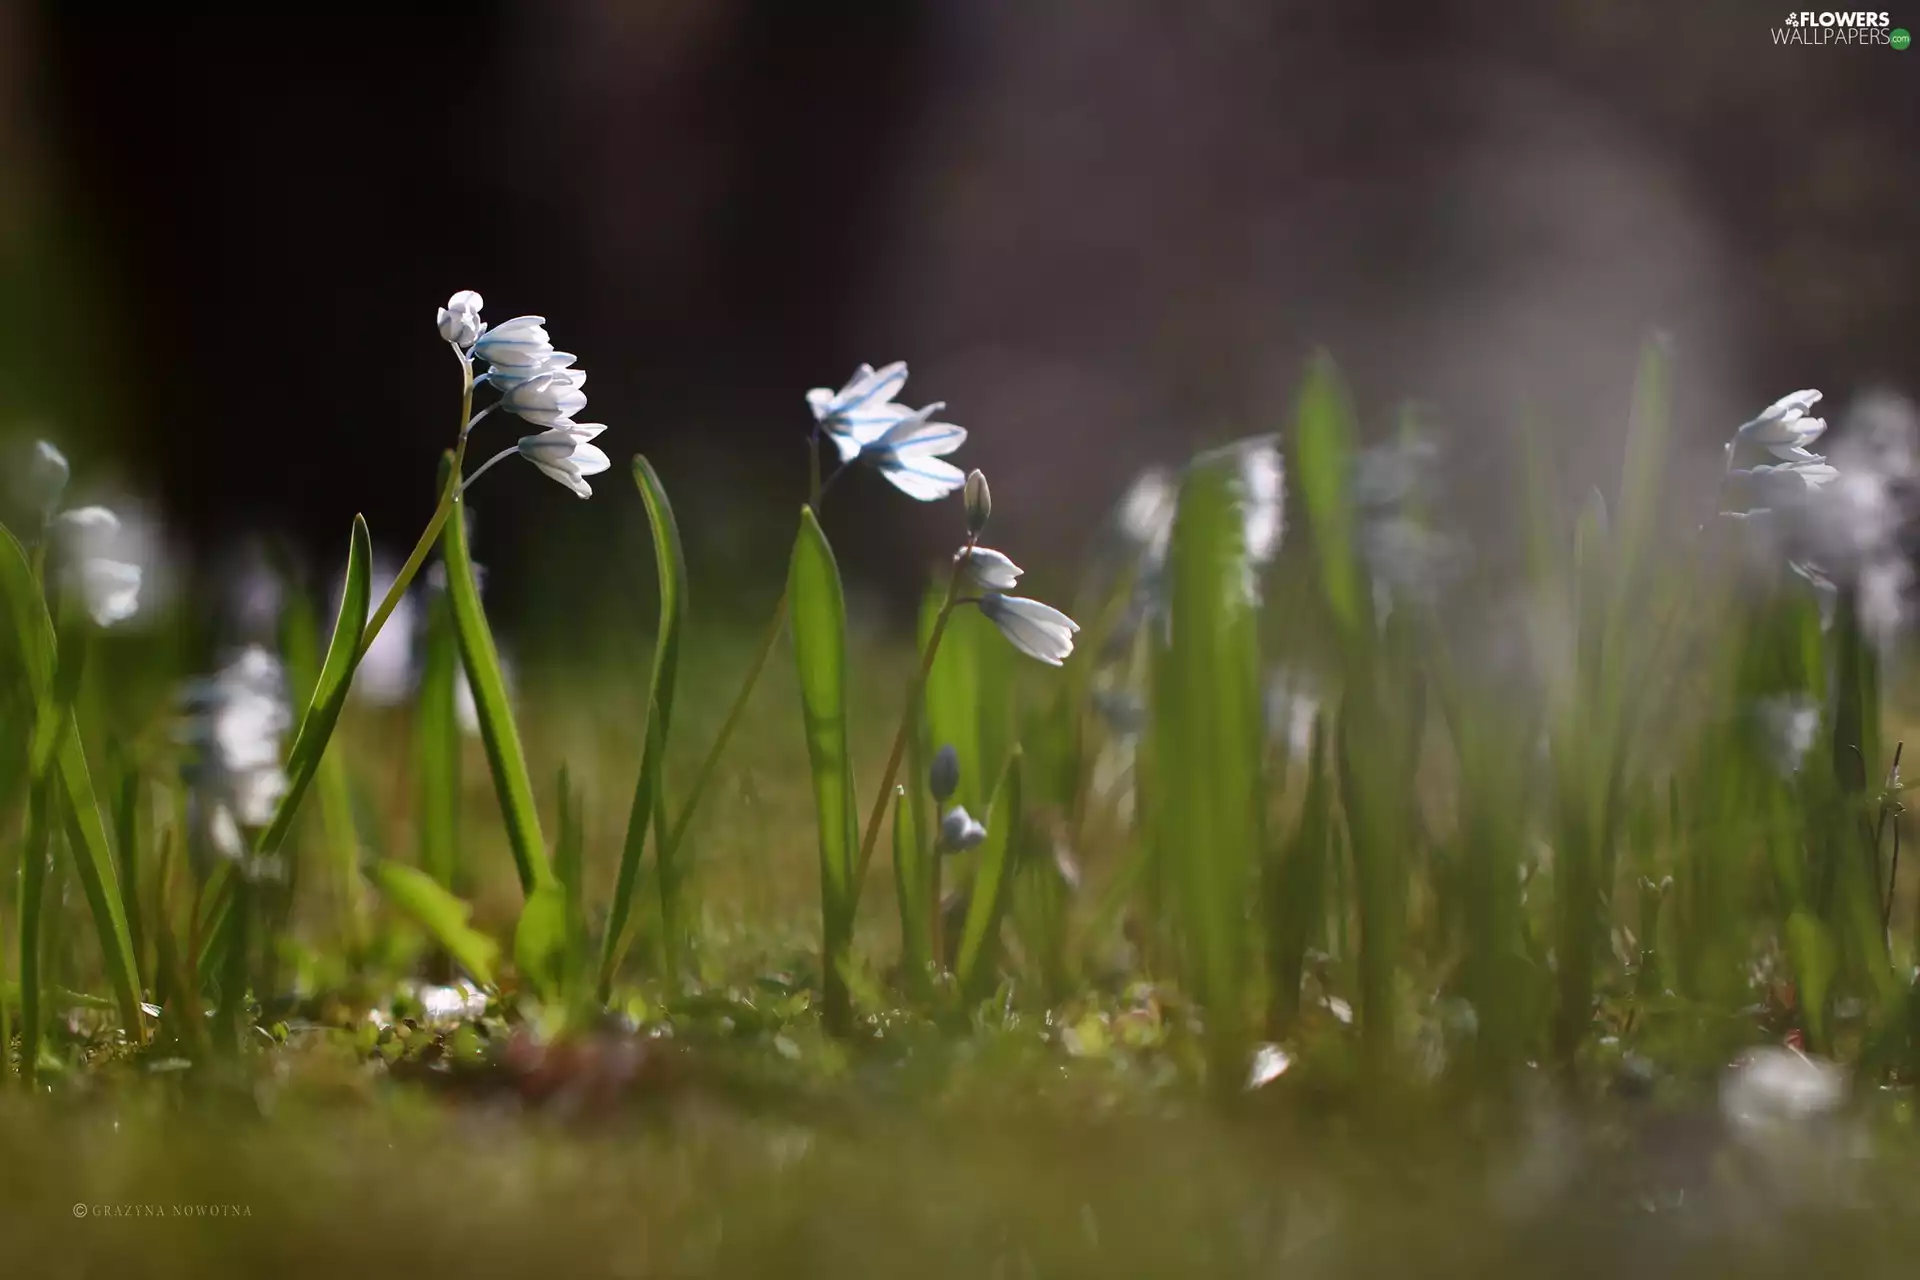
[442,494,551,896]
[891,785,932,999]
[279,570,364,943]
[253,514,373,861]
[787,505,858,1031]
[1153,462,1263,1078]
[1267,714,1329,1034]
[16,778,52,1081]
[1291,354,1372,642]
[416,580,463,889]
[955,752,1025,1000]
[601,456,688,998]
[366,860,499,988]
[0,525,144,1038]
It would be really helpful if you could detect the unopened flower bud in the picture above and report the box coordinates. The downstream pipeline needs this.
[964,469,991,533]
[930,744,960,802]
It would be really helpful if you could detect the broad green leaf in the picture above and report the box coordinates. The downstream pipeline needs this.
[514,878,570,1003]
[787,505,857,1029]
[602,456,689,997]
[1291,355,1371,641]
[254,514,373,861]
[442,491,551,896]
[366,860,499,988]
[1152,462,1263,1074]
[955,752,1025,998]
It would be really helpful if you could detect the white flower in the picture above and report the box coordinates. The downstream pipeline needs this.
[957,546,1023,591]
[939,805,987,852]
[486,351,580,394]
[1732,461,1840,507]
[182,646,292,845]
[979,593,1079,666]
[52,506,143,627]
[518,424,610,498]
[1720,1046,1845,1131]
[807,361,909,462]
[22,441,69,515]
[471,315,553,370]
[858,402,968,500]
[437,289,485,347]
[1752,693,1821,777]
[501,368,587,427]
[74,558,143,627]
[1735,390,1827,464]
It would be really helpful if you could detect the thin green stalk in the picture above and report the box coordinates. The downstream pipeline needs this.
[852,536,977,895]
[358,347,474,664]
[654,591,789,877]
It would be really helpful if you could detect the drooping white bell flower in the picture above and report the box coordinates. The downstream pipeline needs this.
[486,351,580,395]
[471,315,553,371]
[517,424,610,498]
[22,440,70,515]
[956,546,1023,592]
[978,592,1079,666]
[437,290,485,347]
[807,361,910,462]
[858,402,968,500]
[501,368,588,427]
[939,805,988,852]
[52,505,144,627]
[1751,693,1821,777]
[1732,461,1840,507]
[1735,390,1828,464]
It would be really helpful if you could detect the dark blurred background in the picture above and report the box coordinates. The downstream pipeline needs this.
[3,1,1918,631]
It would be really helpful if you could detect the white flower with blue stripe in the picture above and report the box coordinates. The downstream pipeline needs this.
[856,400,969,500]
[808,361,910,462]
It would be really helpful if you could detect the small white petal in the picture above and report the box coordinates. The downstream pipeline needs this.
[978,593,1079,666]
[76,558,143,627]
[958,546,1023,591]
[939,804,988,852]
[24,441,70,512]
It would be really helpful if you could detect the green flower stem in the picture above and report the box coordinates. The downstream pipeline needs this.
[852,535,977,894]
[654,591,789,874]
[358,348,474,664]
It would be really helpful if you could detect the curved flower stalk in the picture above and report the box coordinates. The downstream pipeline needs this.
[849,468,1078,893]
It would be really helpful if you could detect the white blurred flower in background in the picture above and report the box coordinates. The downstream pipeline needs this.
[181,645,292,863]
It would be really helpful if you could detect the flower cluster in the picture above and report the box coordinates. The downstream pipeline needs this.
[180,646,292,864]
[24,441,145,627]
[1721,390,1841,620]
[436,290,610,498]
[951,471,1081,667]
[807,362,968,500]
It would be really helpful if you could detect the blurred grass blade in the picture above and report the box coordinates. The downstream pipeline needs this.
[601,456,688,998]
[15,778,52,1081]
[253,514,372,862]
[1153,460,1263,1079]
[891,785,932,999]
[787,505,858,1031]
[955,753,1024,1000]
[416,577,463,889]
[1291,354,1372,642]
[442,493,551,896]
[366,860,499,988]
[1267,714,1329,1033]
[514,878,570,1003]
[0,525,145,1039]
[280,568,364,943]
